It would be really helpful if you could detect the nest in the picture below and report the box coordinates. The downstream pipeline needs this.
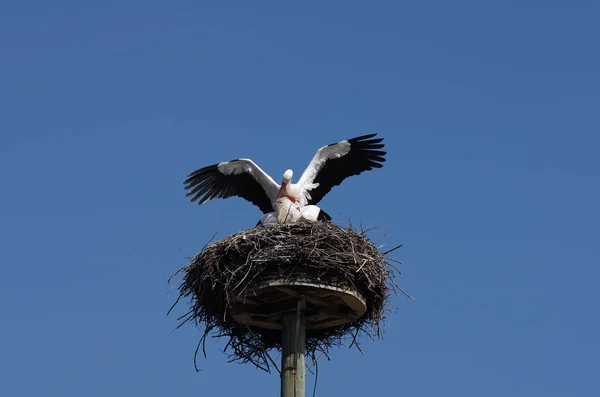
[169,222,406,372]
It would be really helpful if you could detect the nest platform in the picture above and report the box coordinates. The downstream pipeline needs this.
[230,279,367,330]
[170,222,402,371]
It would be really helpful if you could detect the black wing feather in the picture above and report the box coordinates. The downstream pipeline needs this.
[308,133,386,205]
[184,163,274,214]
[317,209,332,222]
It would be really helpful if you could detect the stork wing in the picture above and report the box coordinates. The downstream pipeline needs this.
[184,159,280,214]
[297,134,386,205]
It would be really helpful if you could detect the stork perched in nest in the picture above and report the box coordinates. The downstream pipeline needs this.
[184,133,386,224]
[257,197,332,226]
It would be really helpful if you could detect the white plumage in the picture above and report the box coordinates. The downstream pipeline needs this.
[256,198,331,226]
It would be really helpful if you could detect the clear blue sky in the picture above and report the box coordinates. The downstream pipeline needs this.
[1,1,598,396]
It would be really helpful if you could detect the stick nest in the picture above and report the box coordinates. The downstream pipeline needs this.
[169,222,405,372]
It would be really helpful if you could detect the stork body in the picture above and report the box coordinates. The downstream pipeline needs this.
[299,204,332,223]
[256,198,332,226]
[184,134,386,221]
[276,197,302,224]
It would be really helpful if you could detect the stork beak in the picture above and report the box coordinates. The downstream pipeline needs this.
[276,182,286,199]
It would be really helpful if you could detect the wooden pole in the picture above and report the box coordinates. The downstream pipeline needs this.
[281,297,306,397]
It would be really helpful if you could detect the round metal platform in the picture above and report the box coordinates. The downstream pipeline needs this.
[230,279,367,330]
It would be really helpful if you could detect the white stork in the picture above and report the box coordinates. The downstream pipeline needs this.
[257,198,332,226]
[184,133,386,221]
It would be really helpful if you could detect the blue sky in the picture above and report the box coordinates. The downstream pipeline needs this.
[1,1,599,396]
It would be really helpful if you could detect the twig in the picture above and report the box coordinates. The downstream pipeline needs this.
[382,244,403,255]
[312,358,319,397]
[193,338,203,372]
[355,259,368,273]
[390,278,415,300]
[245,325,281,374]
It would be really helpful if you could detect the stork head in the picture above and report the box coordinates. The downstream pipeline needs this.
[277,169,295,201]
